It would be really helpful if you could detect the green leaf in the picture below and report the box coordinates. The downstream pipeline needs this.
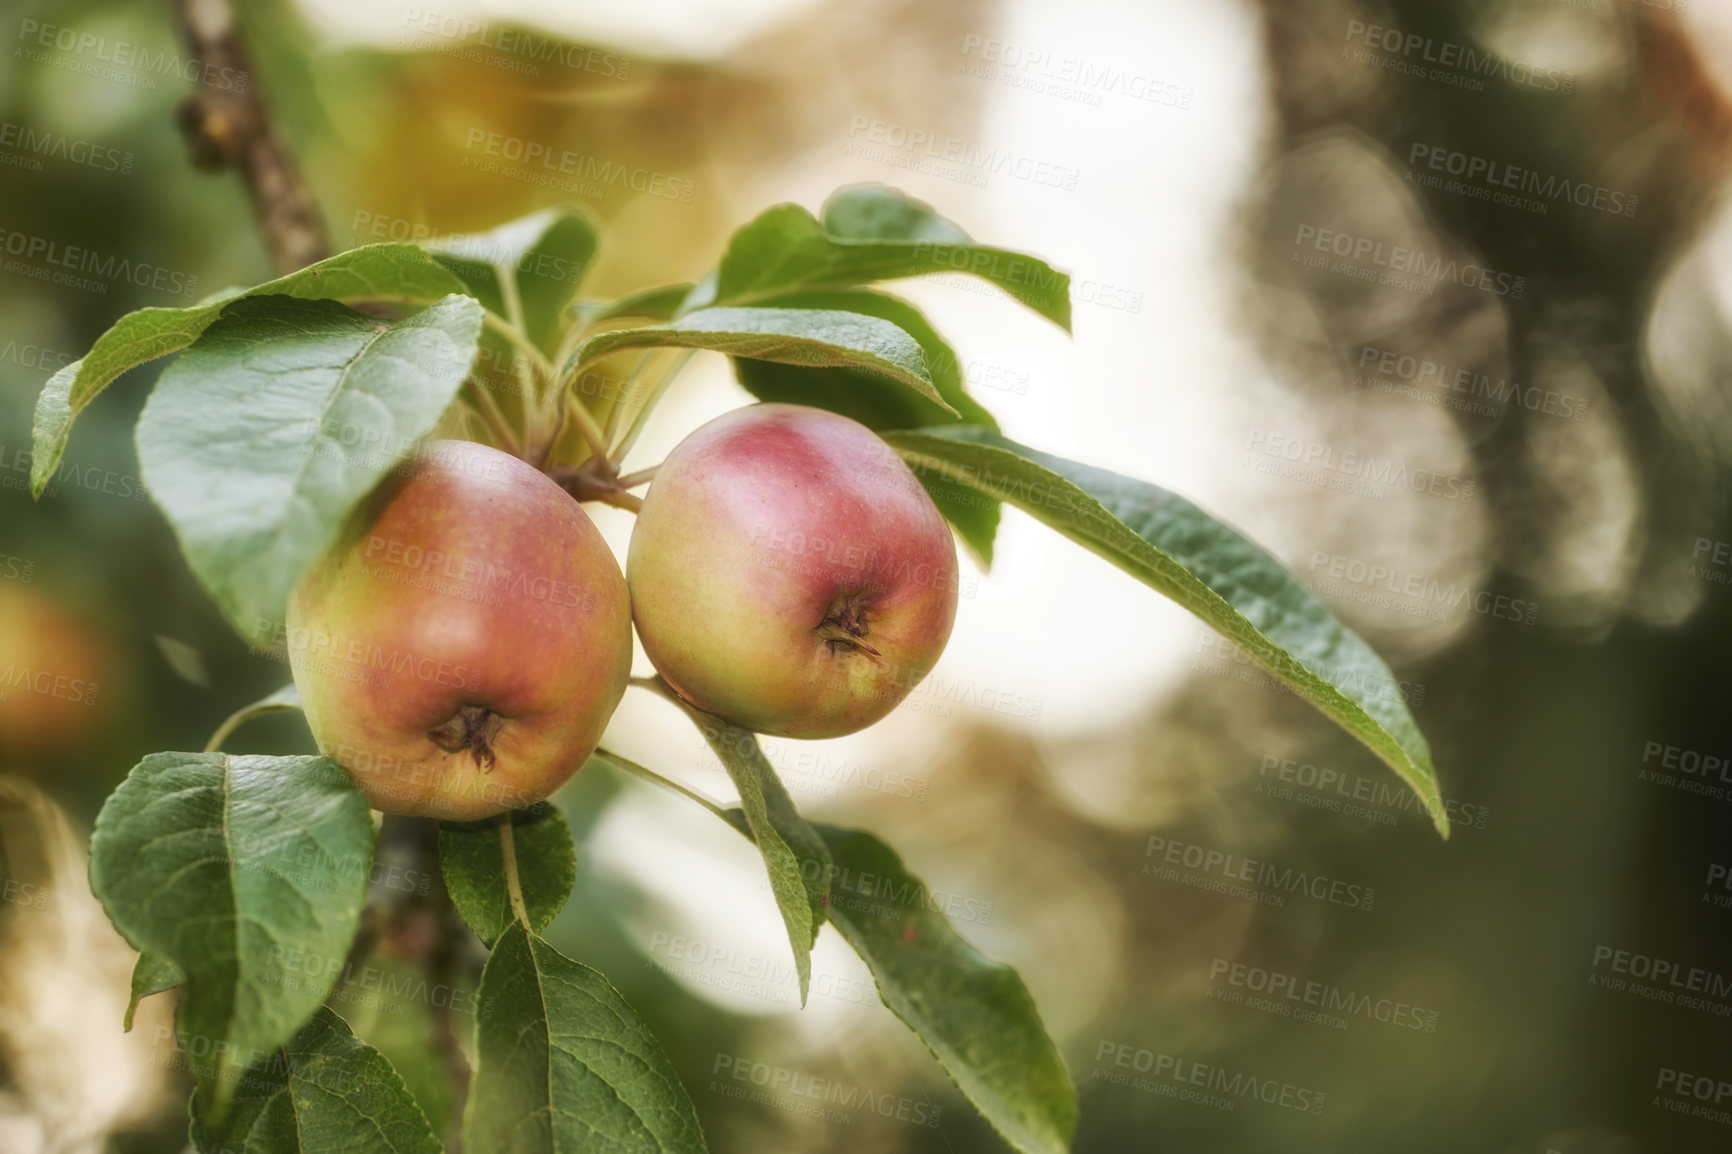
[572,306,953,416]
[578,283,693,326]
[731,291,993,429]
[189,1006,442,1154]
[820,182,973,244]
[633,700,832,1005]
[205,683,304,753]
[816,824,1075,1154]
[729,289,1001,565]
[684,190,1070,330]
[438,805,576,946]
[597,745,1074,1154]
[135,294,484,638]
[464,922,707,1154]
[125,951,185,1032]
[89,753,374,1111]
[29,243,466,497]
[884,426,1448,836]
[331,952,470,1138]
[427,206,598,353]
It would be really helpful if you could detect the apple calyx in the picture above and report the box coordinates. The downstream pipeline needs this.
[427,705,503,768]
[816,592,882,658]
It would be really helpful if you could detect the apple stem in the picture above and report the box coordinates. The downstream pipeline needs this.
[595,748,733,821]
[615,464,660,490]
[548,461,644,513]
[497,813,532,927]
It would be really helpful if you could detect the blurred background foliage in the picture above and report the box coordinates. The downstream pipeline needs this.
[3,0,1732,1151]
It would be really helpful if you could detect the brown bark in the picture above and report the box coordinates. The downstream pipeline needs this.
[173,0,330,273]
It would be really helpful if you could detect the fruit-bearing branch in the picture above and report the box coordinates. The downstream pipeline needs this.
[173,0,329,273]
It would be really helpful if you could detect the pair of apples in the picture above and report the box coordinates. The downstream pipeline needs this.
[286,404,960,820]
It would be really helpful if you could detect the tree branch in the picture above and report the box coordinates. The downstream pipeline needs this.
[174,0,329,272]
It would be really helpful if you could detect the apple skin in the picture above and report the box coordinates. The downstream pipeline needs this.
[0,584,110,759]
[285,439,631,820]
[627,403,959,738]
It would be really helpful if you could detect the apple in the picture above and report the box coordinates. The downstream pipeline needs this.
[0,584,111,759]
[627,403,959,738]
[285,439,631,820]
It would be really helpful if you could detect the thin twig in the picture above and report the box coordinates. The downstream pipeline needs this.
[563,393,612,467]
[482,314,557,385]
[596,490,642,513]
[615,464,661,489]
[173,0,329,273]
[464,381,522,457]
